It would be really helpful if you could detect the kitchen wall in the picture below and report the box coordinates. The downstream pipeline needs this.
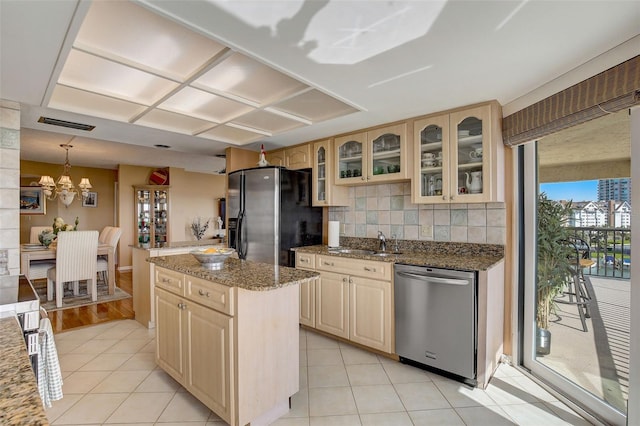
[329,182,506,244]
[0,101,21,275]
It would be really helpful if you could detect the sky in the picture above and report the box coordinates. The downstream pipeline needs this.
[540,180,598,202]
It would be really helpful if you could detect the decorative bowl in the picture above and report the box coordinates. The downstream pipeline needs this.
[190,247,235,270]
[38,231,56,248]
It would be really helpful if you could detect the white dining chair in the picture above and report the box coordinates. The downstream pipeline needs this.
[98,226,113,244]
[30,226,53,244]
[46,230,99,308]
[97,227,121,283]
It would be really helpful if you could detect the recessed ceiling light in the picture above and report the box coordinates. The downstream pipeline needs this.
[154,144,171,149]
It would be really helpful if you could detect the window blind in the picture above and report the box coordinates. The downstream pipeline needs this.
[502,56,639,146]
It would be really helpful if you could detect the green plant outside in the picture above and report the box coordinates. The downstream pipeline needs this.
[536,193,575,330]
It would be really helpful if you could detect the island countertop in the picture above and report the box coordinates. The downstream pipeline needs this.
[131,238,224,250]
[0,317,48,425]
[148,254,318,291]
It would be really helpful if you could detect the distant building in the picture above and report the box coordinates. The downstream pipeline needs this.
[597,178,631,203]
[568,200,631,228]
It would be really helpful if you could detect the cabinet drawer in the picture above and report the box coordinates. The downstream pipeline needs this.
[316,255,392,281]
[185,275,235,316]
[296,252,316,270]
[155,268,184,295]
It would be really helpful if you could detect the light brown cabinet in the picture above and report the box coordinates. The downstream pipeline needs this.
[134,185,170,247]
[296,252,393,353]
[335,123,408,185]
[295,252,316,327]
[154,266,299,425]
[312,139,349,206]
[412,101,504,204]
[265,143,312,169]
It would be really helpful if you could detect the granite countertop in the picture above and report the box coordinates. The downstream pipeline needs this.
[131,238,224,250]
[0,317,48,425]
[294,239,504,272]
[148,254,318,291]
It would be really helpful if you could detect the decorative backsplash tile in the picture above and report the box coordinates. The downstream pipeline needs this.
[329,183,506,244]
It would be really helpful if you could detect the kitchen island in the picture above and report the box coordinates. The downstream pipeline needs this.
[148,254,318,426]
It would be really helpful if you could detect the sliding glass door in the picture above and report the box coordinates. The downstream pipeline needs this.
[520,110,632,425]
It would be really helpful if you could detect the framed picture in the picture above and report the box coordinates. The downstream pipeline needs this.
[20,187,46,215]
[83,191,98,208]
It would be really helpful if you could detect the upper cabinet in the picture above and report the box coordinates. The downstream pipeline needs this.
[335,123,408,185]
[312,139,348,206]
[135,185,170,247]
[265,144,312,170]
[412,101,504,204]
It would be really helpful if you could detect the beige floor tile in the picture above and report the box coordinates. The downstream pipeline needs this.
[90,370,151,393]
[103,338,150,354]
[308,386,358,417]
[93,326,136,340]
[62,370,111,394]
[500,402,578,425]
[492,363,525,379]
[340,345,381,365]
[104,392,174,423]
[360,411,413,426]
[126,327,156,341]
[139,340,156,353]
[394,382,451,411]
[346,364,390,386]
[307,348,344,366]
[117,352,156,371]
[77,353,132,372]
[454,405,515,425]
[156,391,212,422]
[58,353,98,372]
[71,338,119,354]
[408,408,466,425]
[53,393,128,425]
[271,417,311,426]
[433,378,496,407]
[300,366,308,389]
[307,332,340,349]
[45,393,83,424]
[543,401,593,426]
[54,339,85,355]
[299,329,308,349]
[309,415,362,425]
[509,375,559,402]
[351,384,405,414]
[135,369,181,393]
[382,362,433,384]
[484,376,540,405]
[300,349,308,367]
[308,365,350,388]
[285,388,309,418]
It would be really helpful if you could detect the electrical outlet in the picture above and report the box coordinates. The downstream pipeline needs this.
[421,225,433,238]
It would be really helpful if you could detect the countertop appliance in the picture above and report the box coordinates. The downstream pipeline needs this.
[228,166,322,267]
[394,264,477,386]
[0,275,41,374]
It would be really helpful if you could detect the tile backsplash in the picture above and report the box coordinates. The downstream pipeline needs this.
[328,182,506,244]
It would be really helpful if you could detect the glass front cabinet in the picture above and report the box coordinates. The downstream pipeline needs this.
[412,102,504,204]
[135,185,170,247]
[312,139,348,206]
[335,123,408,185]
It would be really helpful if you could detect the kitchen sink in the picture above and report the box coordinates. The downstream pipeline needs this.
[371,252,403,257]
[330,248,376,255]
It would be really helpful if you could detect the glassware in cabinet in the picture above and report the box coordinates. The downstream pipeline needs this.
[335,133,366,184]
[413,115,450,202]
[316,145,327,203]
[135,185,170,247]
[367,123,406,182]
[313,139,349,206]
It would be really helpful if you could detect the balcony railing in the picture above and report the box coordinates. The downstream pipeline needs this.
[568,226,631,278]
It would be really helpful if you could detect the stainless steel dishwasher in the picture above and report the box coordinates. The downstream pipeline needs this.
[394,264,477,385]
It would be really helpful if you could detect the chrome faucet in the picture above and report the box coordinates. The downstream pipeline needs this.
[378,231,387,252]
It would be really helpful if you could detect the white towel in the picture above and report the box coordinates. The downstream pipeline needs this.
[38,318,63,408]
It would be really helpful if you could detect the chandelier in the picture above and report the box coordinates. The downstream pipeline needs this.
[38,144,92,207]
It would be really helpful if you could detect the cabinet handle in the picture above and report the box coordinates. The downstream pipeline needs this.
[161,278,172,283]
[364,267,376,272]
[349,278,353,283]
[323,261,334,266]
[343,277,348,282]
[443,196,447,201]
[450,196,454,200]
[198,289,211,297]
[300,258,309,263]
[361,177,366,181]
[177,302,186,310]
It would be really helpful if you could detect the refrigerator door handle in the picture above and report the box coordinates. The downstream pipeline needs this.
[237,211,248,259]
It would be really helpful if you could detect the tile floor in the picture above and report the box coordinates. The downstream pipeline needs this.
[46,319,593,425]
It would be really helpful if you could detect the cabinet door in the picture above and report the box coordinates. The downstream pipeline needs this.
[315,271,349,339]
[449,105,492,203]
[153,189,169,245]
[313,141,329,206]
[155,288,185,383]
[136,189,152,246]
[185,300,233,423]
[286,144,311,169]
[266,149,285,167]
[349,277,392,353]
[412,115,451,204]
[299,276,316,327]
[367,123,408,183]
[335,132,367,185]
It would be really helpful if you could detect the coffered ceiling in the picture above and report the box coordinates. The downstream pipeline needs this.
[1,0,638,174]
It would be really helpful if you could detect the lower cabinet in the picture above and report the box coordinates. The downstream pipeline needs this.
[155,287,233,423]
[296,252,393,353]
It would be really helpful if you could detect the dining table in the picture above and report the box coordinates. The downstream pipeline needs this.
[20,243,116,295]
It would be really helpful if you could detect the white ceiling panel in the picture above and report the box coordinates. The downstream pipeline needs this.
[159,87,253,123]
[231,109,306,134]
[48,85,148,123]
[135,109,215,135]
[199,125,265,145]
[270,89,359,122]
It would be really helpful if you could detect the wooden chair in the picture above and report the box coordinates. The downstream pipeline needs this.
[46,231,99,308]
[97,227,121,283]
[30,226,53,244]
[555,236,594,332]
[99,226,113,244]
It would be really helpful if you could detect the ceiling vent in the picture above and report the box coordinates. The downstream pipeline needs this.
[38,116,95,131]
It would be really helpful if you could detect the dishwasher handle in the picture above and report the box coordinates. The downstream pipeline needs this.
[397,271,469,286]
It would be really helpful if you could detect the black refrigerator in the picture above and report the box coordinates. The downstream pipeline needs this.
[227,166,322,267]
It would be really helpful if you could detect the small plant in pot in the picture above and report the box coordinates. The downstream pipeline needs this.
[536,193,574,355]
